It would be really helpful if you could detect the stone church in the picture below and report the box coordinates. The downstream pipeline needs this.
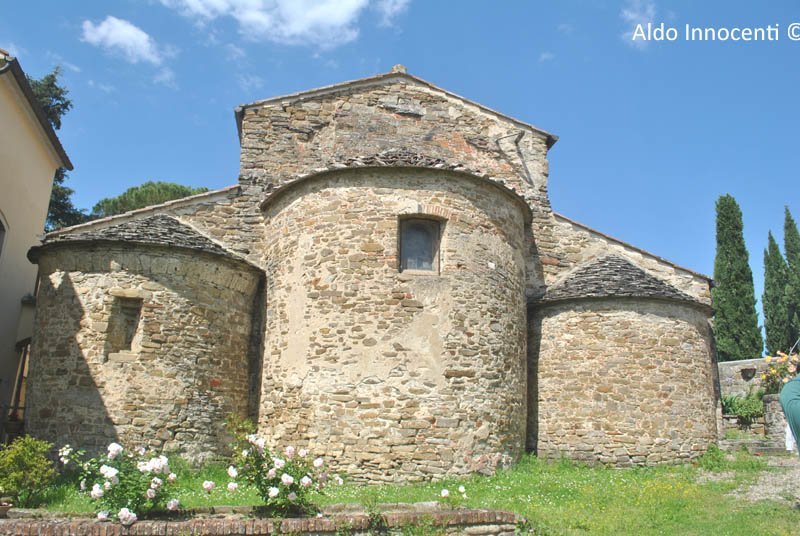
[26,66,720,480]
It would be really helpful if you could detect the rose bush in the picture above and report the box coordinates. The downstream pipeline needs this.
[223,417,337,515]
[60,442,180,525]
[760,352,800,394]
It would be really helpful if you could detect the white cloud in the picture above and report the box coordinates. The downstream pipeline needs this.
[237,73,264,91]
[81,16,164,65]
[620,0,656,49]
[375,0,409,26]
[154,67,178,88]
[88,79,116,93]
[225,43,246,60]
[159,0,407,48]
[538,51,555,63]
[46,51,82,72]
[557,23,573,35]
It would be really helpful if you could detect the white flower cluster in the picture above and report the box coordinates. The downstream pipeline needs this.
[440,485,468,500]
[81,442,181,526]
[107,442,123,460]
[137,454,170,475]
[117,507,137,526]
[246,434,266,452]
[58,445,73,465]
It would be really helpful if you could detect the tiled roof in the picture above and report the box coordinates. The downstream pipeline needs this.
[40,215,233,258]
[541,255,698,305]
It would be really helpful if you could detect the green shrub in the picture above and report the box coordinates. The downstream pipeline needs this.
[0,435,56,507]
[721,393,764,426]
[697,444,727,471]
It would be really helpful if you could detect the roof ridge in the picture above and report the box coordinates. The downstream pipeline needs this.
[541,253,701,306]
[234,70,557,148]
[46,184,241,238]
[34,212,261,272]
[553,212,711,282]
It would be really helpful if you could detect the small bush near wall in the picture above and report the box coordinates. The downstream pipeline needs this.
[0,436,55,507]
[721,393,764,427]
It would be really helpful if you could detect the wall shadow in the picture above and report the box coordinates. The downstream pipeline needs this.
[26,272,118,454]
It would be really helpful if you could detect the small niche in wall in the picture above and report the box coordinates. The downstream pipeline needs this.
[107,297,143,359]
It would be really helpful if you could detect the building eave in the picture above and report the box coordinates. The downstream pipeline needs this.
[45,184,241,238]
[0,52,73,170]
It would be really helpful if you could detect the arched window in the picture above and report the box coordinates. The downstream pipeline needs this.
[399,218,441,273]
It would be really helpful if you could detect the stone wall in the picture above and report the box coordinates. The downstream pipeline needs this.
[717,358,767,398]
[531,299,718,465]
[238,76,550,204]
[259,167,528,481]
[26,244,261,461]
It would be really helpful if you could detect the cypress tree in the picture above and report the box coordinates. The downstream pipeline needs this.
[763,232,790,354]
[784,207,800,349]
[712,195,763,361]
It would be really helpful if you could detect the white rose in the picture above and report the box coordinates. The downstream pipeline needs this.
[90,484,104,499]
[118,508,137,526]
[107,442,123,460]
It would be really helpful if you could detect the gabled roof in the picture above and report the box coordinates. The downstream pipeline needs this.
[554,213,712,282]
[0,49,72,170]
[44,185,240,238]
[29,214,259,271]
[540,255,702,307]
[234,65,558,148]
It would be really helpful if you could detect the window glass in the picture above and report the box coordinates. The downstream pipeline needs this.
[400,219,440,272]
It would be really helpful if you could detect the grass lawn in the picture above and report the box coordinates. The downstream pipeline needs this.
[39,448,800,535]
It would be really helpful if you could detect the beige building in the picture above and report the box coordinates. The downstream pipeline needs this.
[26,66,720,480]
[0,49,72,437]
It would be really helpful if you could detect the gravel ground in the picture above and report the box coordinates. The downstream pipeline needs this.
[729,455,800,504]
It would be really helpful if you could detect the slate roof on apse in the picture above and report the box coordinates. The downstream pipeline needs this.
[541,255,697,304]
[47,214,232,257]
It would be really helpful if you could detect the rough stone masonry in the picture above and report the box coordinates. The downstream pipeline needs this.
[26,66,720,481]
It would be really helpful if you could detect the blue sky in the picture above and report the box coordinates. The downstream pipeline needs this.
[3,1,800,323]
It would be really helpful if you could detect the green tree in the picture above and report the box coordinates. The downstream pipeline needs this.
[784,207,800,349]
[763,232,790,354]
[712,195,763,361]
[27,66,88,230]
[90,181,209,218]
